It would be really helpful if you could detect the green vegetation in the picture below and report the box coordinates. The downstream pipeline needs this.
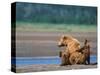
[14,2,97,32]
[16,2,97,25]
[16,22,96,32]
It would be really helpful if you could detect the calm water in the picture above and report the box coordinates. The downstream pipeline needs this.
[12,55,97,66]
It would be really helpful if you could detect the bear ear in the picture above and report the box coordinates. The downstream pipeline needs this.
[84,39,88,45]
[84,39,90,45]
[62,35,67,39]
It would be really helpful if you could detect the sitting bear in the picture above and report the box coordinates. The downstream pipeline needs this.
[58,35,90,65]
[58,35,81,66]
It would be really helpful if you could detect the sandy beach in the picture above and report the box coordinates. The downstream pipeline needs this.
[12,31,97,73]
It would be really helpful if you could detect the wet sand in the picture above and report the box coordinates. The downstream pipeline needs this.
[15,31,97,57]
[16,64,97,73]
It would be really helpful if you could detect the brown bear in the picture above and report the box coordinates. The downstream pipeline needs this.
[58,35,90,65]
[58,35,81,65]
[69,39,90,65]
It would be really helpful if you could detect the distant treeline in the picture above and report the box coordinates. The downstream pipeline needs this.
[16,2,97,25]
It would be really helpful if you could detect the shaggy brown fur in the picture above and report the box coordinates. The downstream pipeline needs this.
[58,35,81,65]
[59,50,70,66]
[58,35,80,54]
[69,39,90,65]
[58,35,90,65]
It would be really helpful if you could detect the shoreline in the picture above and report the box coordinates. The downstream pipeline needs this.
[15,64,97,73]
